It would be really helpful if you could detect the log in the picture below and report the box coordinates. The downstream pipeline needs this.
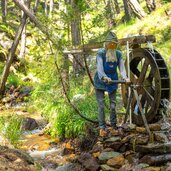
[140,153,171,165]
[135,142,171,154]
[63,35,156,54]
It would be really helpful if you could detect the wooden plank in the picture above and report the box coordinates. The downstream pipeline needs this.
[63,35,156,54]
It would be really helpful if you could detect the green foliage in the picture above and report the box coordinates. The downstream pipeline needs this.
[0,62,4,73]
[7,73,21,87]
[49,103,86,139]
[30,72,98,139]
[0,114,22,146]
[0,23,15,38]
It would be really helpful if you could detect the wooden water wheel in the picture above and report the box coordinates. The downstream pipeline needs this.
[122,48,170,125]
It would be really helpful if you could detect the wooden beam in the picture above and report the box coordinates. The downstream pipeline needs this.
[63,35,156,55]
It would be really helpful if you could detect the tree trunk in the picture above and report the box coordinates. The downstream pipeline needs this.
[1,0,7,22]
[113,0,120,14]
[122,0,131,21]
[62,54,70,93]
[44,0,48,16]
[49,0,54,14]
[34,0,39,13]
[105,0,116,28]
[0,1,29,96]
[70,0,83,75]
[128,0,146,19]
[145,0,156,13]
[19,3,26,58]
[19,25,26,58]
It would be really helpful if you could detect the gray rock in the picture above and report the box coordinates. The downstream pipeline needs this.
[99,151,121,162]
[105,137,121,143]
[56,163,75,171]
[78,153,100,171]
[22,117,38,130]
[154,132,169,143]
[101,164,117,171]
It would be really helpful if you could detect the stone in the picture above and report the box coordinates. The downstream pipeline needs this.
[154,132,169,143]
[121,134,135,143]
[61,148,75,156]
[141,166,161,171]
[103,148,114,152]
[78,153,100,171]
[109,128,119,136]
[165,166,171,171]
[149,124,161,131]
[136,135,149,145]
[90,143,103,153]
[136,127,146,133]
[105,137,121,143]
[56,163,76,171]
[125,151,138,164]
[128,124,136,130]
[101,164,117,171]
[140,153,171,165]
[104,142,122,151]
[130,135,148,145]
[0,146,36,171]
[107,154,125,169]
[135,142,171,154]
[119,163,149,171]
[93,152,101,158]
[71,94,85,103]
[98,151,121,162]
[22,117,38,130]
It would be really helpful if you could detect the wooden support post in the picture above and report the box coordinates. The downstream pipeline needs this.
[133,88,152,138]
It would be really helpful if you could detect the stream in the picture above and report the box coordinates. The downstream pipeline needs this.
[0,106,79,171]
[20,116,81,171]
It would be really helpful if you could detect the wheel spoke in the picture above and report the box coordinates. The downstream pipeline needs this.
[147,67,156,82]
[142,87,154,106]
[137,59,150,85]
[130,70,138,82]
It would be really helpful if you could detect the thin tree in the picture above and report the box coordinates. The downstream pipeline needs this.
[34,0,39,13]
[49,0,54,14]
[69,0,83,75]
[145,0,156,13]
[1,0,7,22]
[19,1,27,58]
[122,0,131,21]
[0,1,29,95]
[44,0,48,16]
[105,0,116,28]
[113,0,120,14]
[128,0,146,19]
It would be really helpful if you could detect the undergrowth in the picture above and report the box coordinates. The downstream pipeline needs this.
[0,114,22,147]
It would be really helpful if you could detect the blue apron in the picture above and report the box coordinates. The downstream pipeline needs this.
[94,49,121,94]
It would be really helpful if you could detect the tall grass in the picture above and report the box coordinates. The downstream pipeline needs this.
[0,114,22,147]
